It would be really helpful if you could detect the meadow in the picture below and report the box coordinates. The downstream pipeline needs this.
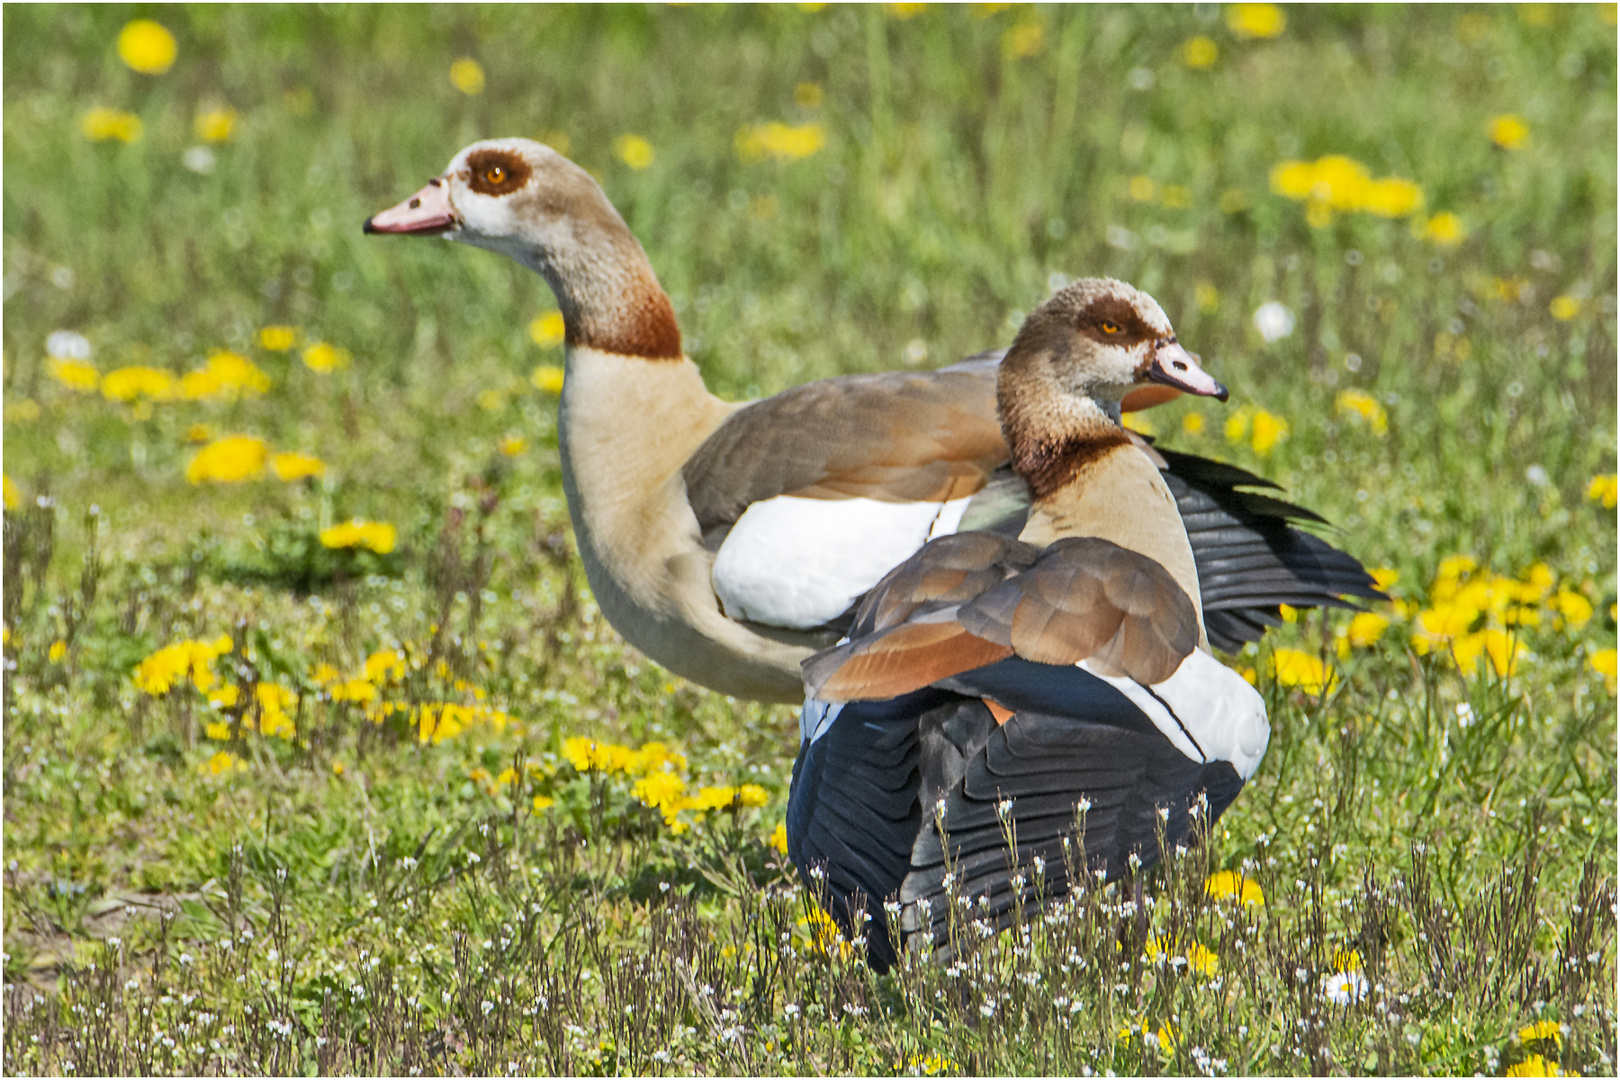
[2,4,1616,1074]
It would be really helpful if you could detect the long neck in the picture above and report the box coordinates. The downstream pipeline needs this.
[1007,396,1208,645]
[507,201,683,361]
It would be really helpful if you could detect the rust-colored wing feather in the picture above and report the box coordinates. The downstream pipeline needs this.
[806,535,1199,701]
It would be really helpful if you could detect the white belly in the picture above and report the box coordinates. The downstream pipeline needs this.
[712,495,971,628]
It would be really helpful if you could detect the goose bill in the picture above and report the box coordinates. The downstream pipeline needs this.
[1146,342,1228,402]
[364,180,459,236]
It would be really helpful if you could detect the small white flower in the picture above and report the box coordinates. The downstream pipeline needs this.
[1075,797,1092,814]
[46,330,92,360]
[183,146,217,174]
[1323,970,1369,1005]
[1253,301,1296,343]
[482,1000,495,1016]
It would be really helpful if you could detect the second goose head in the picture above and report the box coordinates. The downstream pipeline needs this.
[998,278,1226,492]
[365,138,681,359]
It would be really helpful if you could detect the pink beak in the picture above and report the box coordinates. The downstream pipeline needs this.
[1146,341,1228,402]
[364,178,459,235]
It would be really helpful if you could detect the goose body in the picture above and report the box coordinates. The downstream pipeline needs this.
[367,138,1380,702]
[787,279,1268,968]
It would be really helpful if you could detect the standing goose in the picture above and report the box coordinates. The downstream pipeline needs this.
[787,279,1268,969]
[366,138,1379,703]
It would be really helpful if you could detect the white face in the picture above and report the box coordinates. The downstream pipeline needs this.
[439,139,538,240]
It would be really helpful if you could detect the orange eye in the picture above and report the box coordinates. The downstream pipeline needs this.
[485,165,506,185]
[1099,320,1122,335]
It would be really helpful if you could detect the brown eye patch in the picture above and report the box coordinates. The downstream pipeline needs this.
[1077,296,1154,344]
[465,148,531,196]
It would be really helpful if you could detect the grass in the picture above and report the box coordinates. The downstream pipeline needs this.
[2,4,1616,1075]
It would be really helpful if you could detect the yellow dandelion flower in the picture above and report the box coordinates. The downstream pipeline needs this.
[1181,413,1205,436]
[735,122,827,163]
[1185,942,1219,976]
[363,649,406,683]
[332,759,345,777]
[205,721,232,741]
[329,678,377,704]
[202,751,245,776]
[628,741,688,776]
[738,783,769,808]
[1584,474,1616,508]
[2,475,19,511]
[1128,175,1157,202]
[270,451,325,482]
[134,635,233,695]
[255,683,298,739]
[318,519,397,554]
[1360,177,1425,218]
[1270,648,1338,693]
[769,822,789,855]
[194,106,237,143]
[185,435,268,484]
[1228,3,1286,39]
[1436,553,1478,582]
[1269,161,1317,201]
[1490,114,1529,150]
[529,311,566,348]
[179,351,271,400]
[1589,648,1616,692]
[794,81,823,109]
[498,435,527,457]
[301,342,350,372]
[1371,567,1400,591]
[101,366,176,402]
[531,365,566,395]
[1205,869,1265,906]
[533,794,555,811]
[1420,212,1467,246]
[1224,408,1250,444]
[117,20,177,75]
[1002,19,1045,59]
[1506,1054,1560,1077]
[48,640,67,663]
[613,134,654,170]
[258,326,297,351]
[1415,601,1481,642]
[1551,590,1593,628]
[1518,1020,1563,1049]
[801,908,852,959]
[1346,612,1391,648]
[1335,389,1388,435]
[48,359,98,393]
[1251,410,1287,454]
[449,57,485,95]
[690,785,740,812]
[1549,295,1581,321]
[82,108,143,143]
[634,771,689,819]
[1182,36,1219,69]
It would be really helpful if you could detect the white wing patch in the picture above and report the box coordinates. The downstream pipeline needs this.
[1080,650,1270,779]
[712,495,972,628]
[801,695,845,745]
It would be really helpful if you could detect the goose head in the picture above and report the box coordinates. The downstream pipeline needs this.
[366,138,681,359]
[998,278,1226,477]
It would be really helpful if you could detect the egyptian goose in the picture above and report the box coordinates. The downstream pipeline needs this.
[786,279,1268,968]
[366,138,1379,703]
